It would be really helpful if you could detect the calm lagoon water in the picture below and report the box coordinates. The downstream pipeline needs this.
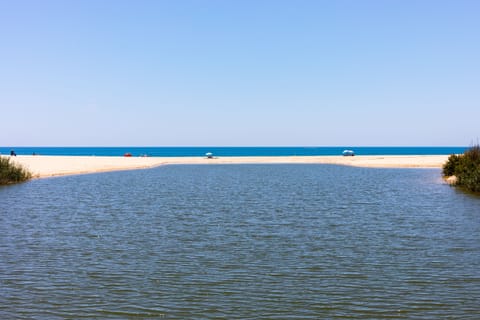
[1,164,480,319]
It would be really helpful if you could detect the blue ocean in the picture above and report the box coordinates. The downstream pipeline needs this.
[0,146,467,157]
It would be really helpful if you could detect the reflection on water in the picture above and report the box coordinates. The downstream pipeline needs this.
[1,165,479,319]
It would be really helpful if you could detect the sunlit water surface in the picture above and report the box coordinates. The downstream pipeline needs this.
[1,164,479,319]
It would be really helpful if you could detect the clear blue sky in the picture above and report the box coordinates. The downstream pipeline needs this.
[1,0,478,146]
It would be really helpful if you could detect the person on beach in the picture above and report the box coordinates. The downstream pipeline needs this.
[10,150,16,156]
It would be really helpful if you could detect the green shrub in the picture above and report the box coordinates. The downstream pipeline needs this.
[443,145,480,193]
[0,157,32,185]
[443,154,461,177]
[465,145,480,163]
[459,165,480,193]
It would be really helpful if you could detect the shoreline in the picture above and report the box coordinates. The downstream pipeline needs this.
[5,155,449,179]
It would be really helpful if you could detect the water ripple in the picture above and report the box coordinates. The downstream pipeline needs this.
[1,165,479,318]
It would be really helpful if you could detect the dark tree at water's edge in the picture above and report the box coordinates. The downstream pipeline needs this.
[443,145,480,193]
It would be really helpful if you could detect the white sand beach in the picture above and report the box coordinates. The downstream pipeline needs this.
[6,155,449,179]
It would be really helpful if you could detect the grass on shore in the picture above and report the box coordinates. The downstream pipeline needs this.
[443,145,480,193]
[0,156,32,185]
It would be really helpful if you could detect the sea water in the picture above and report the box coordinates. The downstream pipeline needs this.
[1,164,479,319]
[0,146,468,157]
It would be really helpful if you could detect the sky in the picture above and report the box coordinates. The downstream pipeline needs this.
[1,0,479,146]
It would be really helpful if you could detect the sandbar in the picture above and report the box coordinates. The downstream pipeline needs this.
[5,155,449,179]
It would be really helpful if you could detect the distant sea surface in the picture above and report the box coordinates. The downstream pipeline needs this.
[1,164,479,319]
[0,146,467,157]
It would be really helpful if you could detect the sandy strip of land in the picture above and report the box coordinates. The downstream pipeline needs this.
[5,155,449,179]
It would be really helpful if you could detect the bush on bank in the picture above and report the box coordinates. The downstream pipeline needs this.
[443,145,480,193]
[0,157,32,185]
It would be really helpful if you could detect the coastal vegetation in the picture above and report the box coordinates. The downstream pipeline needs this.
[0,157,32,185]
[443,145,480,193]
